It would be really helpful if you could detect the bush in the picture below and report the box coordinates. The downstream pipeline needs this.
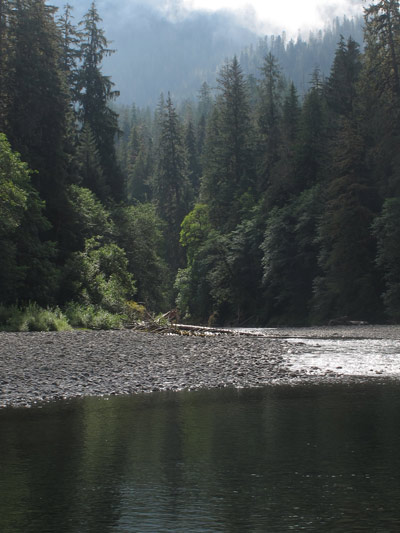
[64,302,126,330]
[0,303,72,332]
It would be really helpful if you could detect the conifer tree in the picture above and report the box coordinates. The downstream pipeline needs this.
[361,0,400,197]
[154,93,190,271]
[201,56,254,231]
[126,124,153,203]
[77,1,123,202]
[257,53,284,194]
[7,0,70,239]
[325,36,361,119]
[0,0,12,132]
[185,119,201,197]
[57,3,81,97]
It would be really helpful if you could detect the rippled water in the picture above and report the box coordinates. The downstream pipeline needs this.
[286,337,400,377]
[240,325,400,378]
[1,383,400,532]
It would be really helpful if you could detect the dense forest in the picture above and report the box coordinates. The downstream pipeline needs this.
[1,0,400,329]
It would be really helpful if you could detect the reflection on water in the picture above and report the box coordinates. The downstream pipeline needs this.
[1,384,400,532]
[286,338,400,377]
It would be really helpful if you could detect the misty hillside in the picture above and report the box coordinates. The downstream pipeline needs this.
[51,0,260,105]
[240,16,364,94]
[51,1,364,107]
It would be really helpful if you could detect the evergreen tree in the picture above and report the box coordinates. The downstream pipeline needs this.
[126,124,153,203]
[6,0,71,245]
[201,56,254,231]
[196,81,213,156]
[361,0,400,197]
[373,197,400,320]
[325,36,362,119]
[0,133,58,305]
[57,3,81,93]
[0,0,12,132]
[256,53,284,194]
[153,93,190,271]
[294,68,329,192]
[185,119,201,197]
[75,123,107,201]
[77,1,123,201]
[314,120,382,321]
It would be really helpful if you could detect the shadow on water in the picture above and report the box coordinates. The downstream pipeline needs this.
[1,383,400,532]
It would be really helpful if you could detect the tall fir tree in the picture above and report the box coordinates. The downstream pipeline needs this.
[201,56,254,231]
[6,0,71,241]
[256,52,284,195]
[153,93,190,271]
[77,1,123,202]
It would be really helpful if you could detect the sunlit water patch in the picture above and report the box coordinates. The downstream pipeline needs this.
[285,337,400,378]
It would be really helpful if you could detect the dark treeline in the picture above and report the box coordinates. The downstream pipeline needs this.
[1,0,400,327]
[0,0,168,323]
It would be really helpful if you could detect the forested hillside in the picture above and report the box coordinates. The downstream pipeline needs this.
[240,16,364,95]
[1,0,400,329]
[50,0,363,106]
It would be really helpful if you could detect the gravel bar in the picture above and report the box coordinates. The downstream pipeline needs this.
[0,329,332,408]
[1,326,399,409]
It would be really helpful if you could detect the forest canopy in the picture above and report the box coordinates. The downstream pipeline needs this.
[1,0,400,328]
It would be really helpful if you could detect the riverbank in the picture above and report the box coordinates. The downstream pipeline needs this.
[1,326,400,408]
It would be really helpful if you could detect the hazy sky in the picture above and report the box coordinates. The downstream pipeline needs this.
[50,0,364,35]
[184,0,364,33]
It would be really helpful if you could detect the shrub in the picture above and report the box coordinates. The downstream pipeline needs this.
[0,303,72,332]
[64,302,126,330]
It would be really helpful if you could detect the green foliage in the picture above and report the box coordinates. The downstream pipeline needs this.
[63,302,125,330]
[0,133,30,235]
[77,1,123,201]
[201,56,254,231]
[113,203,170,310]
[373,197,400,320]
[62,184,113,255]
[0,133,59,305]
[2,2,400,327]
[0,303,71,332]
[63,237,136,312]
[261,186,322,324]
[153,93,191,271]
[180,204,212,264]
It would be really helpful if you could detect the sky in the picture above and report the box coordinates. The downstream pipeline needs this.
[50,0,364,36]
[183,0,364,34]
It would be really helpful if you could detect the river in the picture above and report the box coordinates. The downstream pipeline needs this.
[1,379,400,531]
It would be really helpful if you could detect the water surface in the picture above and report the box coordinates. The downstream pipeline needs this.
[1,383,400,532]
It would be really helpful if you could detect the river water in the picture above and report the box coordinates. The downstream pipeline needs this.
[1,379,400,532]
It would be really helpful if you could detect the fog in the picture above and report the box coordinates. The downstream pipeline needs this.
[48,0,364,106]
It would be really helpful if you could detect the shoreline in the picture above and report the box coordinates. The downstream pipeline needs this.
[1,326,400,409]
